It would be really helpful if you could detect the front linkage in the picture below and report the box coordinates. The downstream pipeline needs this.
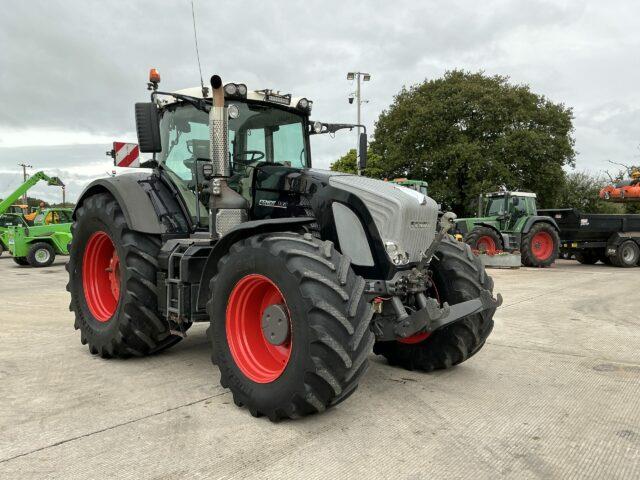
[367,212,502,343]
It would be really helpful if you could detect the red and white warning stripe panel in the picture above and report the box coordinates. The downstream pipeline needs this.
[113,142,140,167]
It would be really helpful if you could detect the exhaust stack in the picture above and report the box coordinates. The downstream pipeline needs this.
[207,74,248,238]
[209,75,230,177]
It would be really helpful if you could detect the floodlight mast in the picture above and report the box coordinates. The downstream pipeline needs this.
[346,72,371,175]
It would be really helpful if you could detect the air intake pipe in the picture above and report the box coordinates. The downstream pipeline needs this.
[208,74,248,238]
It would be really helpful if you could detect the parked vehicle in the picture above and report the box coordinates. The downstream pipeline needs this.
[454,190,560,267]
[0,213,28,256]
[599,170,640,203]
[539,208,640,267]
[66,70,501,421]
[389,178,428,195]
[7,208,73,267]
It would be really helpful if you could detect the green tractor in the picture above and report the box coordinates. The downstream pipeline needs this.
[454,190,560,267]
[7,208,73,267]
[389,178,428,195]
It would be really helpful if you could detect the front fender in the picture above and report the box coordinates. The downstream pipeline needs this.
[522,216,559,234]
[196,217,315,311]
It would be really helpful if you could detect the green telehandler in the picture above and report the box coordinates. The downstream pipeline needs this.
[453,189,560,267]
[1,171,63,256]
[7,208,73,267]
[0,171,72,265]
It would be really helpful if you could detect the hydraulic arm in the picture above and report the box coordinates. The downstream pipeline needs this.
[0,172,65,215]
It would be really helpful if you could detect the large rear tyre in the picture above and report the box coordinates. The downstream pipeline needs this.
[464,226,503,253]
[521,223,559,268]
[13,257,29,266]
[373,236,496,371]
[610,240,639,268]
[27,242,55,267]
[67,193,186,358]
[209,232,375,421]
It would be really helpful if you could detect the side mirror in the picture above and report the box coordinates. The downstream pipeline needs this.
[358,132,368,172]
[135,103,162,153]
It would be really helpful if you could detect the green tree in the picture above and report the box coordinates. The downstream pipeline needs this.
[370,70,575,215]
[556,171,624,214]
[330,148,386,178]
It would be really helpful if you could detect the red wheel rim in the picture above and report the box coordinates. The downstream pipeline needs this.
[476,235,497,253]
[398,283,440,344]
[226,274,292,383]
[82,231,120,322]
[531,231,554,261]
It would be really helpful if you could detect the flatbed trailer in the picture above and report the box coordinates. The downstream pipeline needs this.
[539,208,640,267]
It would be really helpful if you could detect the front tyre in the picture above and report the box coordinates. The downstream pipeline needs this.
[67,193,185,358]
[374,236,496,371]
[209,232,375,421]
[27,242,55,267]
[521,223,559,268]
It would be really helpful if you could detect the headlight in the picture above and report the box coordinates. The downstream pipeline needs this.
[237,84,247,95]
[228,104,239,119]
[297,98,312,112]
[224,83,238,95]
[313,121,323,134]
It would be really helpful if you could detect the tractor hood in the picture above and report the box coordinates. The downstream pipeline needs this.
[325,172,439,264]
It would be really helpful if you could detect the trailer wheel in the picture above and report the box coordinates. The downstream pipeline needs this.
[374,236,496,372]
[611,240,639,268]
[208,232,374,421]
[13,257,29,266]
[27,242,56,267]
[464,226,503,253]
[575,250,598,265]
[0,243,4,256]
[67,192,186,358]
[521,223,559,267]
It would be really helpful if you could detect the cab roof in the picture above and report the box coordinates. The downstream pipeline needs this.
[487,191,537,198]
[161,86,310,114]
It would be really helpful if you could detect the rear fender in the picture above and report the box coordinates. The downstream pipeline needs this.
[74,173,190,235]
[196,217,315,311]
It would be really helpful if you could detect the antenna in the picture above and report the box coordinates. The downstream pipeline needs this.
[191,0,207,97]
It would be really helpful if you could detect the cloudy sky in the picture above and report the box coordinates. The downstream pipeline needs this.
[1,0,639,203]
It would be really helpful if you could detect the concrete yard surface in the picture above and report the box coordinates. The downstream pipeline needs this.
[0,257,638,479]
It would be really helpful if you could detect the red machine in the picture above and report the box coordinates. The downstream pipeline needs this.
[600,170,640,202]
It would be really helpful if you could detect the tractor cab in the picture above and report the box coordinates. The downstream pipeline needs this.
[32,208,74,226]
[156,88,313,227]
[480,191,537,231]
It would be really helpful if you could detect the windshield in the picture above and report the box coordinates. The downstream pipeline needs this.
[0,214,25,228]
[485,196,506,216]
[158,101,308,225]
